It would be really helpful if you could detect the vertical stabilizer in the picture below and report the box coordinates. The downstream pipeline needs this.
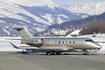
[13,26,33,40]
[66,30,80,37]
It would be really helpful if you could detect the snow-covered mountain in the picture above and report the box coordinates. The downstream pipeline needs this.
[68,2,105,15]
[0,0,88,35]
[8,0,59,9]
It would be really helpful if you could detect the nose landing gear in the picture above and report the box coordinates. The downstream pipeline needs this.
[90,50,93,56]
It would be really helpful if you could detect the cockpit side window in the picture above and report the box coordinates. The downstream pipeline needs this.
[85,39,94,42]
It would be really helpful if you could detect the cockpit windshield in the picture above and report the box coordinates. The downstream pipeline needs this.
[85,39,94,42]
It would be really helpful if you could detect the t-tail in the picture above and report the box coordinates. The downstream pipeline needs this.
[13,26,33,40]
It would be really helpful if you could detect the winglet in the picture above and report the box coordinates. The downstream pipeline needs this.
[10,42,19,49]
[66,30,80,37]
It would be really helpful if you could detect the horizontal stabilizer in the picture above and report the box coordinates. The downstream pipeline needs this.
[10,42,19,49]
[13,26,25,30]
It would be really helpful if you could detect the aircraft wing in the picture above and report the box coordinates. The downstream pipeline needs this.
[39,46,73,51]
[10,42,39,50]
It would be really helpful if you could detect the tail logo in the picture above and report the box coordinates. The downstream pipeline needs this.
[27,35,30,37]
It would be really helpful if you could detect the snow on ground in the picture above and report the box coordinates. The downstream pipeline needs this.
[95,43,105,53]
[0,37,22,52]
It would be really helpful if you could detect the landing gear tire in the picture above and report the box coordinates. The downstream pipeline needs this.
[82,49,88,55]
[90,53,93,56]
[21,50,27,54]
[56,52,60,55]
[46,51,55,55]
[46,52,50,55]
[83,52,88,55]
[52,52,55,55]
[46,51,61,55]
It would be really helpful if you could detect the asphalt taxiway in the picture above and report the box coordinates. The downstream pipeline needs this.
[0,52,105,70]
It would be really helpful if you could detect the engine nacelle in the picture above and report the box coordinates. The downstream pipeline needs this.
[21,38,44,47]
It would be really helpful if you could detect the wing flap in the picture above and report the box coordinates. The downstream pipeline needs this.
[40,46,73,51]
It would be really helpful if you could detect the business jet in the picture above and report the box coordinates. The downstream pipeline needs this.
[10,26,102,55]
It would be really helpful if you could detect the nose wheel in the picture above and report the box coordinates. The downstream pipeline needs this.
[90,50,93,56]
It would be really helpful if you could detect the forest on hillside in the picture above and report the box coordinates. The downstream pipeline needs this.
[80,22,105,35]
[44,12,105,33]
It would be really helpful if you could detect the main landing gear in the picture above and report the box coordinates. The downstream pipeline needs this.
[46,51,61,55]
[83,49,88,55]
[21,50,28,54]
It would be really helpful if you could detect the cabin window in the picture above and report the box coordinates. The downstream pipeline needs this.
[70,41,71,44]
[62,41,64,44]
[55,41,57,43]
[59,41,60,44]
[73,41,75,44]
[66,41,68,44]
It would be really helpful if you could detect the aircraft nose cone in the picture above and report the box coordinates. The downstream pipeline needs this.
[99,45,102,49]
[97,44,102,50]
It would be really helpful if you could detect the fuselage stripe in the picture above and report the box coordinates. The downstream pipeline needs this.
[43,44,58,46]
[42,44,94,47]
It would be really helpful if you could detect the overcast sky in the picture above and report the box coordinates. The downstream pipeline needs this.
[52,0,105,8]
